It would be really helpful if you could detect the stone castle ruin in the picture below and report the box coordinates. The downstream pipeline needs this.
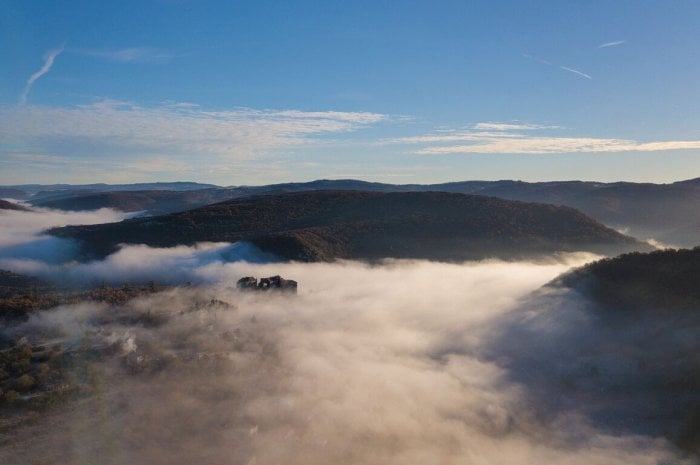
[236,275,297,293]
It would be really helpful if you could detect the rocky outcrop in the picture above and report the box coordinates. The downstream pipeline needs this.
[236,275,297,293]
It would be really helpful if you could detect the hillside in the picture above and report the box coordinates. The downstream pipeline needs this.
[0,270,56,322]
[26,180,405,214]
[48,190,650,262]
[0,269,169,323]
[556,246,700,315]
[14,177,700,247]
[431,179,700,246]
[0,269,50,290]
[0,200,30,211]
[534,247,700,452]
[31,189,236,214]
[0,188,29,200]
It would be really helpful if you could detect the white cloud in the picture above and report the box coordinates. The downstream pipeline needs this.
[19,45,65,105]
[0,100,387,169]
[0,207,131,248]
[599,40,626,49]
[418,137,700,155]
[473,122,560,131]
[389,122,700,155]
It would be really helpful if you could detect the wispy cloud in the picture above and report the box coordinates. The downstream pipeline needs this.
[388,122,700,155]
[18,45,65,106]
[0,100,387,181]
[523,53,592,80]
[417,137,700,155]
[559,66,592,80]
[78,47,174,63]
[520,53,552,66]
[473,122,560,131]
[599,40,626,49]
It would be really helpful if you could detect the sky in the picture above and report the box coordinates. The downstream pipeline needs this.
[2,0,700,185]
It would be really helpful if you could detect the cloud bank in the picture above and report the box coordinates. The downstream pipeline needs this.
[390,123,700,155]
[1,241,281,286]
[0,208,693,463]
[0,100,387,182]
[0,257,690,464]
[0,206,132,269]
[484,284,700,451]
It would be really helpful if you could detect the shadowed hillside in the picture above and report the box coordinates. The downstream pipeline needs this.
[0,269,165,323]
[525,247,700,453]
[0,200,30,212]
[556,246,700,315]
[48,190,650,262]
[31,189,236,215]
[14,177,700,246]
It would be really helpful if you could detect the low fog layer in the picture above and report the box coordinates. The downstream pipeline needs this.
[0,206,129,248]
[1,256,691,464]
[0,208,280,284]
[0,207,132,271]
[486,284,700,449]
[2,241,280,286]
[0,208,694,464]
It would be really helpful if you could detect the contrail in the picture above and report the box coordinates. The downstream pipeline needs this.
[18,44,65,106]
[599,40,626,49]
[560,65,592,80]
[523,53,592,80]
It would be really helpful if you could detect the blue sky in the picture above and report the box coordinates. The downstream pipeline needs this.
[2,0,700,185]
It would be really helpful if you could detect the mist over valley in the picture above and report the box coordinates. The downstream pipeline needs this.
[0,193,698,463]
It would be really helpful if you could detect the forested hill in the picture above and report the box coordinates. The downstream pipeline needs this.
[31,189,233,216]
[13,177,700,247]
[0,200,30,211]
[49,190,651,262]
[555,246,700,315]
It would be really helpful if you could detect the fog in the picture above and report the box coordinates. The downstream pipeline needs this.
[0,206,132,271]
[1,259,692,464]
[2,241,281,286]
[485,285,700,448]
[0,208,282,284]
[0,209,694,464]
[0,206,129,248]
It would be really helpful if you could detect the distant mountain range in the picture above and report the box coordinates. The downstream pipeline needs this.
[5,177,698,247]
[49,190,650,262]
[30,189,233,216]
[0,182,217,200]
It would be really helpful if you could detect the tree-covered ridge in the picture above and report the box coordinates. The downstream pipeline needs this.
[556,246,700,314]
[8,177,699,247]
[0,200,30,212]
[0,269,242,444]
[0,269,163,323]
[0,270,170,417]
[48,190,651,262]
